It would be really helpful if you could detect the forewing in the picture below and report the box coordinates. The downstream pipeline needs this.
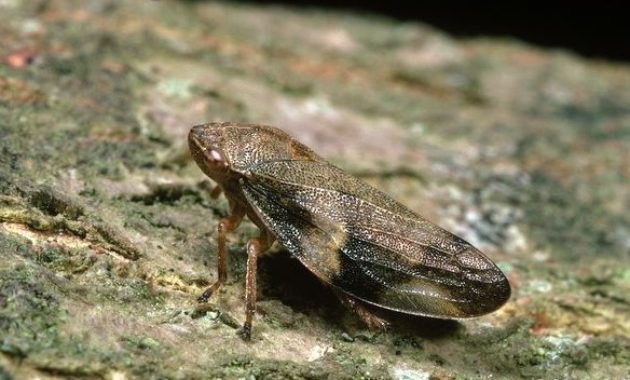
[242,160,510,318]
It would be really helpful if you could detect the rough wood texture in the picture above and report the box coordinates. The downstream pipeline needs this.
[1,1,629,379]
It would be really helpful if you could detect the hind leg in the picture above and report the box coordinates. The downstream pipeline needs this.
[332,289,390,331]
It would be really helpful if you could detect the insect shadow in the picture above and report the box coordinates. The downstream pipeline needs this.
[258,249,461,340]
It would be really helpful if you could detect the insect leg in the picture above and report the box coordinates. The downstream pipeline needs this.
[197,202,245,303]
[209,185,223,199]
[333,289,390,331]
[237,228,273,341]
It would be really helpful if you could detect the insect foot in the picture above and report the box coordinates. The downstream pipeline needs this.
[366,315,391,332]
[236,323,252,341]
[197,288,213,303]
[188,122,511,340]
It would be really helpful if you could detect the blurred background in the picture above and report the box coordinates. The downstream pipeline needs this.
[238,0,630,61]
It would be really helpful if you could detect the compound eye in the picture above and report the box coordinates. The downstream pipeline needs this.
[209,149,222,162]
[204,149,228,170]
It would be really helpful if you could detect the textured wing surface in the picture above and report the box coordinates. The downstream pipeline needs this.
[242,160,510,318]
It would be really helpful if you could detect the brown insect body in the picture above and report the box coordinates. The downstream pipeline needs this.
[188,122,510,339]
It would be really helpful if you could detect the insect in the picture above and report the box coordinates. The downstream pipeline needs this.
[188,122,510,340]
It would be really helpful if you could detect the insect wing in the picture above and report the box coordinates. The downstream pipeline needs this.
[242,160,510,318]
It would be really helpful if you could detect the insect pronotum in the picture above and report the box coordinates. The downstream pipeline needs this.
[188,122,510,340]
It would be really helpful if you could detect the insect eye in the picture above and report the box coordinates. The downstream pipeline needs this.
[204,149,228,169]
[202,149,218,161]
[209,150,222,161]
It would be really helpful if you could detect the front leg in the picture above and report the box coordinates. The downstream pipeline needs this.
[237,229,273,341]
[198,202,245,303]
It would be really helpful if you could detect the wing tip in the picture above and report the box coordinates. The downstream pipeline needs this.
[462,274,511,317]
[359,271,512,319]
